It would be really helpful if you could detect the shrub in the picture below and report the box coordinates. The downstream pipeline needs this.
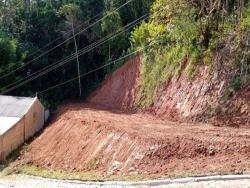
[231,76,242,90]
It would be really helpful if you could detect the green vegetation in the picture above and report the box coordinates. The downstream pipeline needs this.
[1,163,245,181]
[19,166,103,181]
[0,0,151,108]
[87,158,99,170]
[0,140,248,181]
[130,0,250,107]
[0,0,249,109]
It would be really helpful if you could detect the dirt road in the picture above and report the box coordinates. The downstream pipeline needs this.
[16,103,250,176]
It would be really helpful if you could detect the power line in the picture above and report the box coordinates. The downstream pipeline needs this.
[0,14,149,94]
[0,0,135,80]
[0,6,103,73]
[2,14,148,90]
[34,42,157,96]
[21,3,106,60]
[2,14,148,92]
[0,0,104,58]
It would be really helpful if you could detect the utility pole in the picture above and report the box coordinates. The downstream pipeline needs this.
[24,0,30,41]
[24,0,30,23]
[71,22,82,97]
[2,0,8,29]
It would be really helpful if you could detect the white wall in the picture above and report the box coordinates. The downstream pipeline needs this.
[0,98,46,161]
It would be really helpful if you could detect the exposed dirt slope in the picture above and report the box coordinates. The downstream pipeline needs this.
[150,66,250,125]
[88,56,141,111]
[18,103,250,176]
[16,56,250,177]
[89,55,249,125]
[149,65,218,120]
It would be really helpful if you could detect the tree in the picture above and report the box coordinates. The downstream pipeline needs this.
[59,3,82,24]
[0,0,152,107]
[101,10,127,63]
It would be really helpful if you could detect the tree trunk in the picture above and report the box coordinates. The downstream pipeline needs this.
[2,0,8,28]
[203,26,212,48]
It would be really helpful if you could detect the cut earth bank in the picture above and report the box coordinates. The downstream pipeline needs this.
[11,56,250,178]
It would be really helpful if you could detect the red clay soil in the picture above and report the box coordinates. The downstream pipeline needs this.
[17,103,250,176]
[88,55,141,111]
[16,56,250,177]
[210,86,250,127]
[88,55,249,125]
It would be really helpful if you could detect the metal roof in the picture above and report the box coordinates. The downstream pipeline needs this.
[0,117,21,134]
[0,95,35,118]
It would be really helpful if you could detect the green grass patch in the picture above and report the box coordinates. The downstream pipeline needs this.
[1,163,249,182]
[10,165,161,181]
[87,158,99,170]
[138,45,187,108]
[19,165,103,181]
[186,63,197,80]
[8,165,202,181]
[0,143,29,177]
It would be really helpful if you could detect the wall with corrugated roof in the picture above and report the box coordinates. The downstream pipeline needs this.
[0,96,35,118]
[0,97,46,161]
[0,118,25,161]
[24,98,45,140]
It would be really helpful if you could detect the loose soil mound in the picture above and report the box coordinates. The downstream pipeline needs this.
[18,103,250,176]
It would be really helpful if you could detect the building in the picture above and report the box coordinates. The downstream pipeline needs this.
[0,95,48,161]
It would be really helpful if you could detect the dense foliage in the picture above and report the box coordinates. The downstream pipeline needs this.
[0,0,249,109]
[0,0,151,108]
[130,0,250,107]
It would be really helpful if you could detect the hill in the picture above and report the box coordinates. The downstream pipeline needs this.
[14,56,250,177]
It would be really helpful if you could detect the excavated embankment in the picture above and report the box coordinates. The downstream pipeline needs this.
[16,55,250,176]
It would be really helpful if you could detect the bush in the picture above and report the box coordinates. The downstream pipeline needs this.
[231,76,242,91]
[130,0,204,107]
[0,36,17,69]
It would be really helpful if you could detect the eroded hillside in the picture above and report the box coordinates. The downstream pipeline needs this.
[14,55,250,177]
[88,54,249,126]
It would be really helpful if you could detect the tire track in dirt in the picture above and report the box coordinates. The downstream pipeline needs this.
[14,103,250,176]
[13,56,250,176]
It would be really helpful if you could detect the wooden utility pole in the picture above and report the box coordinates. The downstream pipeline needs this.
[2,0,8,28]
[24,0,30,18]
[71,22,82,97]
[24,0,30,41]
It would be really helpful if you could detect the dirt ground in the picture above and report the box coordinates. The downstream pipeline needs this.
[16,103,250,176]
[13,56,250,177]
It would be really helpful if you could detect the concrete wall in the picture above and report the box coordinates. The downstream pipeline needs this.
[0,118,25,161]
[0,98,45,161]
[24,98,45,140]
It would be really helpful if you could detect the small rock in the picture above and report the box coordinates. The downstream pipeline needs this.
[234,170,243,175]
[134,154,144,160]
[231,164,236,168]
[128,167,135,172]
[0,164,5,170]
[129,171,139,175]
[209,150,215,156]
